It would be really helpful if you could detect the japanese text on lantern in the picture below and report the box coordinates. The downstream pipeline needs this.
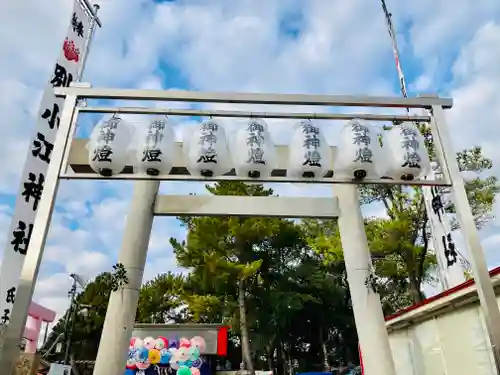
[197,121,219,164]
[143,120,165,164]
[246,121,266,165]
[352,123,373,163]
[400,127,421,169]
[0,1,91,325]
[93,117,119,164]
[301,122,322,167]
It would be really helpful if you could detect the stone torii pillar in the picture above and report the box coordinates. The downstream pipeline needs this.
[92,181,159,375]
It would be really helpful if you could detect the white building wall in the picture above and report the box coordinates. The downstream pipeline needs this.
[387,298,498,375]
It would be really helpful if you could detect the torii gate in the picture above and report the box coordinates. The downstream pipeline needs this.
[24,301,56,353]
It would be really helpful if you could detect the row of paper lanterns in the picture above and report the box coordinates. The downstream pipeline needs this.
[87,116,431,181]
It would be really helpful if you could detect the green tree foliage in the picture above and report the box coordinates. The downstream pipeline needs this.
[302,219,416,314]
[170,182,360,373]
[136,272,186,323]
[332,123,500,304]
[41,272,115,363]
[42,272,188,365]
[301,142,498,306]
[170,181,283,375]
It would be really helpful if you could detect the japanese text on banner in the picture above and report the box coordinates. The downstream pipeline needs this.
[0,0,92,325]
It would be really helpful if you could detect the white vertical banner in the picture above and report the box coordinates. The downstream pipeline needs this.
[0,0,93,325]
[424,182,466,287]
[379,0,465,290]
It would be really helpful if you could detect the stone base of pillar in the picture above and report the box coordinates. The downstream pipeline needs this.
[14,353,40,375]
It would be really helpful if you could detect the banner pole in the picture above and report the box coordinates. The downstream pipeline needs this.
[76,3,100,81]
[378,0,466,289]
[80,0,102,27]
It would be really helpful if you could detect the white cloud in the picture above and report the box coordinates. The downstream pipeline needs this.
[1,0,500,321]
[448,22,500,150]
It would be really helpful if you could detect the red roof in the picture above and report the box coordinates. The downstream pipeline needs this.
[385,265,500,321]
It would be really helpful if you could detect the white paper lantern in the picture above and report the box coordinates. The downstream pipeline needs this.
[383,122,431,180]
[334,119,385,180]
[232,118,276,178]
[87,115,134,176]
[288,120,331,179]
[130,116,175,176]
[184,119,231,177]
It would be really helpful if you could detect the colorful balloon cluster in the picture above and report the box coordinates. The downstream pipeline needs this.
[126,335,206,375]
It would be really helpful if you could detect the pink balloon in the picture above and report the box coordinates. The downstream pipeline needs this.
[143,336,156,350]
[190,336,206,353]
[191,368,201,375]
[136,362,150,370]
[129,337,137,348]
[179,337,191,348]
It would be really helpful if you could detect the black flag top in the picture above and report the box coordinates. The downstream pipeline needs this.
[0,0,93,324]
[380,0,394,39]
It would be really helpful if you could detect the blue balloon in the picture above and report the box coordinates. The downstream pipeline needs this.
[160,349,172,365]
[124,369,135,375]
[184,360,193,367]
[138,347,149,362]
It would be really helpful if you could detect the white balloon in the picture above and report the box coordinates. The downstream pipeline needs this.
[184,119,232,177]
[170,361,180,370]
[131,116,175,176]
[143,336,156,350]
[232,118,276,178]
[134,338,144,350]
[334,119,385,180]
[87,115,134,176]
[383,122,431,180]
[288,120,331,179]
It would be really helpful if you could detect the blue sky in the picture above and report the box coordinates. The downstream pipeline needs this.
[2,0,500,321]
